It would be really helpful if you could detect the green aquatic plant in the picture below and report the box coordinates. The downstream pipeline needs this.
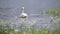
[46,9,60,18]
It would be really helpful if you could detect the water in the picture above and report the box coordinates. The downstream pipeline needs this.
[0,0,60,29]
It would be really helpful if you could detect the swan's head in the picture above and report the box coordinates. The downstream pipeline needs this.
[22,7,24,10]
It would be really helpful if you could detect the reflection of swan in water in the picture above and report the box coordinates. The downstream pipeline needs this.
[20,7,35,29]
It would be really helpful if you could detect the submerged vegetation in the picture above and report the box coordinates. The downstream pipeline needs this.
[0,9,60,34]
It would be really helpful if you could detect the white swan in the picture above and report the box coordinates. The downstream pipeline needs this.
[20,7,28,18]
